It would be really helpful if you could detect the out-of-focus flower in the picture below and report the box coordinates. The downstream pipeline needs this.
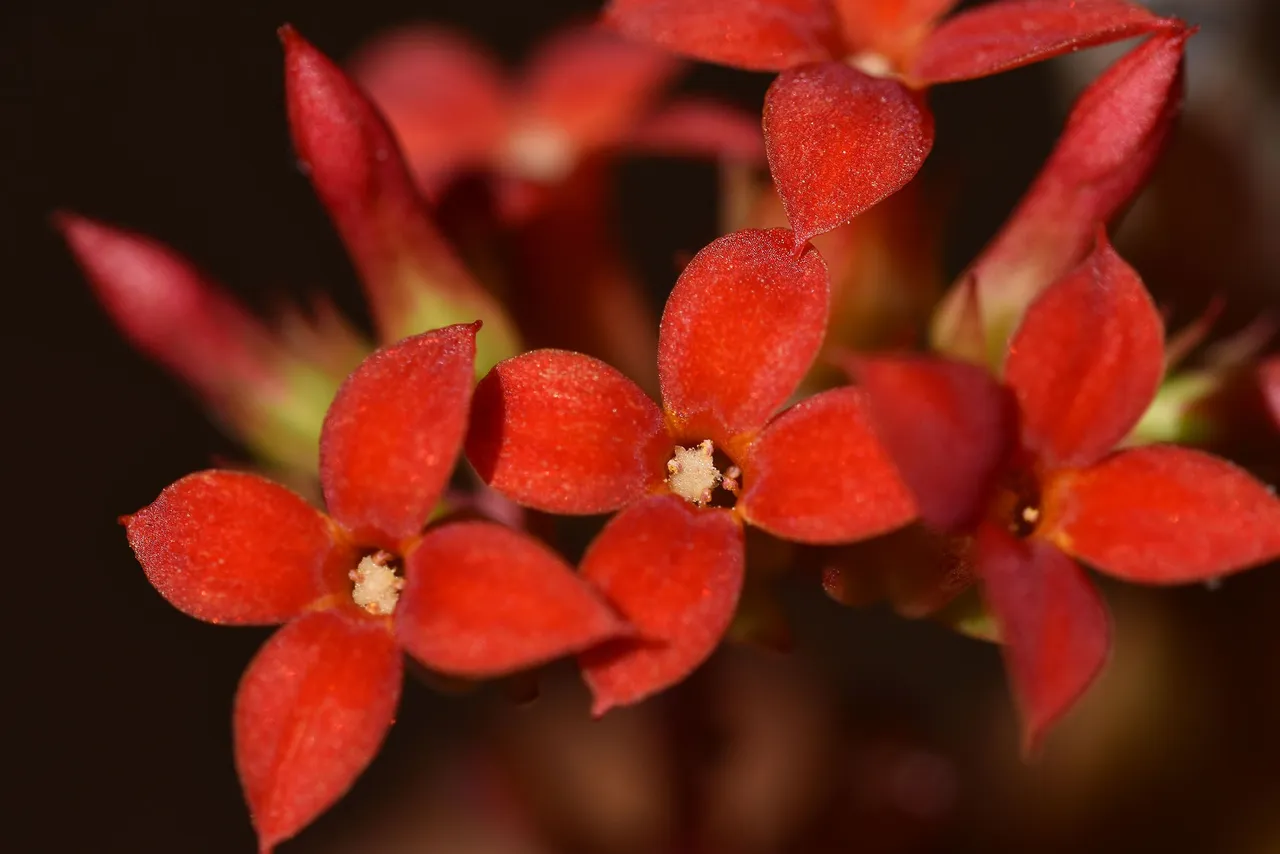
[855,235,1280,750]
[1262,357,1280,429]
[465,228,917,714]
[124,325,626,852]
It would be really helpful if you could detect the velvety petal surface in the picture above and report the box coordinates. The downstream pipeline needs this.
[125,471,341,625]
[658,228,829,444]
[854,356,1016,533]
[605,0,840,71]
[834,0,959,67]
[1005,238,1163,469]
[627,99,767,163]
[738,387,918,543]
[580,495,745,714]
[466,350,669,514]
[320,325,477,548]
[235,610,402,853]
[911,0,1177,85]
[1041,446,1280,584]
[764,64,933,244]
[397,521,628,675]
[977,523,1109,753]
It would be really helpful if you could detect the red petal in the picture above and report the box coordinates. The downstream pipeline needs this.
[738,387,917,544]
[1041,446,1280,583]
[833,0,960,66]
[348,27,509,189]
[466,349,668,514]
[764,64,934,244]
[627,98,767,163]
[1261,357,1280,430]
[932,29,1187,360]
[125,471,342,625]
[976,523,1109,753]
[604,0,840,71]
[910,0,1178,85]
[320,325,477,548]
[281,27,517,358]
[853,356,1016,533]
[397,521,629,675]
[658,228,829,443]
[1004,236,1163,469]
[235,610,402,852]
[580,495,745,714]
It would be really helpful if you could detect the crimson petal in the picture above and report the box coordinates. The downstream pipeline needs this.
[604,0,840,71]
[911,0,1178,85]
[853,356,1016,533]
[738,387,917,544]
[658,228,829,444]
[397,522,628,676]
[1004,236,1163,469]
[580,495,745,714]
[125,471,342,625]
[977,523,1109,753]
[235,610,402,853]
[1042,445,1280,584]
[320,325,477,549]
[466,350,669,514]
[764,64,933,244]
[834,0,960,65]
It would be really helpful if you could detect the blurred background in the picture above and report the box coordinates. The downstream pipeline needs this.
[8,0,1280,851]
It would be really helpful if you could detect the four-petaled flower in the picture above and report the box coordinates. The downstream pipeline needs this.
[465,228,917,713]
[854,235,1280,750]
[125,324,626,853]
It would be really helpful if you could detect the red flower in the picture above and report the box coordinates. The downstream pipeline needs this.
[465,228,917,713]
[606,0,1182,245]
[125,324,626,852]
[854,236,1280,750]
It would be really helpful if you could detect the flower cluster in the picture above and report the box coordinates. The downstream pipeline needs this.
[59,3,1280,851]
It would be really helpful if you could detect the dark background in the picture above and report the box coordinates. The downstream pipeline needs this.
[9,1,1280,852]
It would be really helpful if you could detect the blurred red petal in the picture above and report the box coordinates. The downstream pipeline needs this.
[466,350,669,514]
[1042,446,1280,583]
[627,98,766,163]
[320,325,477,548]
[604,0,839,71]
[125,471,342,625]
[931,273,988,364]
[658,229,829,443]
[854,356,1016,532]
[1261,357,1280,429]
[235,610,401,853]
[977,523,1109,753]
[580,495,745,714]
[764,64,933,243]
[1005,236,1163,469]
[348,27,509,188]
[911,0,1177,85]
[738,387,917,543]
[834,0,959,66]
[397,522,629,675]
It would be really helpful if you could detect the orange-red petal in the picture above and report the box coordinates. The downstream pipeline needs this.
[465,350,669,514]
[235,610,402,853]
[320,325,477,548]
[764,64,933,244]
[738,387,917,544]
[853,356,1016,533]
[1004,236,1163,470]
[396,521,629,676]
[658,228,829,442]
[1042,446,1280,584]
[627,98,767,163]
[910,0,1178,85]
[580,495,745,714]
[834,0,960,67]
[604,0,840,71]
[976,523,1109,754]
[125,471,342,625]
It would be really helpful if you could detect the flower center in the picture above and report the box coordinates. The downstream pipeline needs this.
[988,467,1043,540]
[504,121,577,183]
[349,551,404,616]
[846,50,897,79]
[666,440,741,507]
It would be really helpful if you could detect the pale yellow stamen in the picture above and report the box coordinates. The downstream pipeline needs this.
[1020,505,1041,527]
[667,440,723,506]
[504,121,577,182]
[847,51,896,79]
[349,555,404,616]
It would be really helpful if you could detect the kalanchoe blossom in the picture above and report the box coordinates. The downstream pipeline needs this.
[606,0,1181,246]
[125,324,627,852]
[854,235,1280,751]
[350,22,766,219]
[465,228,917,714]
